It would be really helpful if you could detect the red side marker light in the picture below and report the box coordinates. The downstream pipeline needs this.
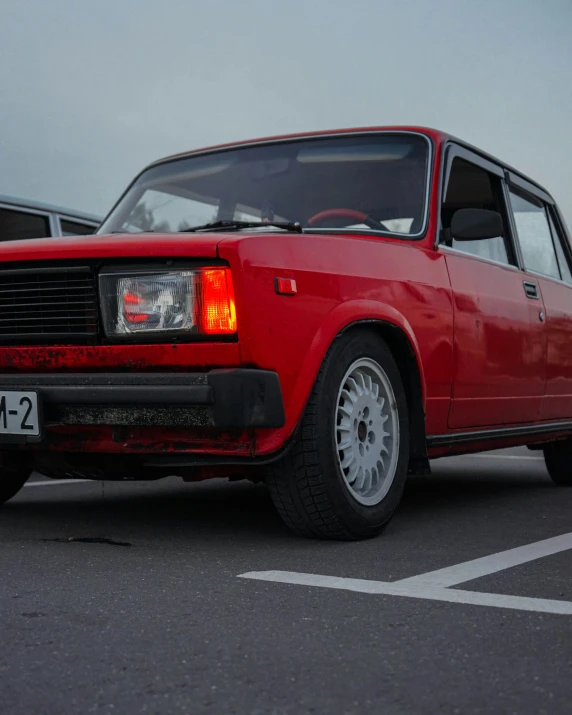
[275,277,297,296]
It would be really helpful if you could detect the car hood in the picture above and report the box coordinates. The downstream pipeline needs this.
[0,232,229,263]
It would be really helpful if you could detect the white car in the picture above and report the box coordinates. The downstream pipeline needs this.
[0,195,101,241]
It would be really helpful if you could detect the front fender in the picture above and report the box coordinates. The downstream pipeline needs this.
[294,299,426,417]
[255,300,427,454]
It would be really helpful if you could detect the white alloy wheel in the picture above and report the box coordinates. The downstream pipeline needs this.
[335,357,400,506]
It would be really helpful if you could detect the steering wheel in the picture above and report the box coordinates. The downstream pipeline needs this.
[306,208,383,230]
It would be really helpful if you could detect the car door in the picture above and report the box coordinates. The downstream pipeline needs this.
[506,174,572,421]
[438,145,546,429]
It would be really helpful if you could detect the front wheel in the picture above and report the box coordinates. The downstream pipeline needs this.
[266,330,410,540]
[0,464,32,505]
[543,441,572,486]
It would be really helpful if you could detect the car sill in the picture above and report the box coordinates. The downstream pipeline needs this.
[427,421,572,448]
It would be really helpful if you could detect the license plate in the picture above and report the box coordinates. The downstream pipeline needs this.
[0,391,40,437]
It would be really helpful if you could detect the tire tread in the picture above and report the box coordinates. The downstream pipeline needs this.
[266,331,408,540]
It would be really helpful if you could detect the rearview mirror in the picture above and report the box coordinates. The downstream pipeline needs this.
[450,208,503,241]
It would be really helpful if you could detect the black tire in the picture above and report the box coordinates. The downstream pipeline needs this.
[543,441,572,486]
[0,465,32,505]
[266,330,410,540]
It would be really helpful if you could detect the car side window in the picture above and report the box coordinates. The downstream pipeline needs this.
[59,219,96,236]
[441,157,512,265]
[0,208,51,241]
[547,210,572,284]
[508,191,560,280]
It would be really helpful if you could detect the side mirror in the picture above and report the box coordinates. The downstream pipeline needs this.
[450,208,503,241]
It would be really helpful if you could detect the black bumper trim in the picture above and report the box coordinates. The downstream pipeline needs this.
[21,384,214,406]
[0,370,285,430]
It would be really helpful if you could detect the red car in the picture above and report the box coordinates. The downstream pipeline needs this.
[1,126,571,540]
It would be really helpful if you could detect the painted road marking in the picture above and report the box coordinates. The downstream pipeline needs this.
[24,479,89,488]
[239,570,572,615]
[396,532,572,587]
[239,532,572,615]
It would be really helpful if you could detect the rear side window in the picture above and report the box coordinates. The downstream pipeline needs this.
[60,219,96,236]
[509,191,560,280]
[547,211,572,284]
[0,208,51,242]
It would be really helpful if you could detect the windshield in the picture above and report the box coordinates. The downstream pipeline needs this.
[98,133,430,237]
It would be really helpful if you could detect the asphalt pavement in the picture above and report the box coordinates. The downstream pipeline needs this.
[1,448,571,715]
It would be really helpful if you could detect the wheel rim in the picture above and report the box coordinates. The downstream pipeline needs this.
[334,357,400,506]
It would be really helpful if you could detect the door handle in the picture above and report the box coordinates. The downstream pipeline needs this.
[523,281,539,300]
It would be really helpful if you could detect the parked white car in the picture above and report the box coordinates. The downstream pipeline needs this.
[0,195,101,241]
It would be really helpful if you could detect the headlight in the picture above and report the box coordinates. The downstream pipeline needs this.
[99,268,236,338]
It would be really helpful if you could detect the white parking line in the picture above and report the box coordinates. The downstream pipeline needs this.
[397,532,572,587]
[25,479,89,488]
[239,532,572,615]
[239,570,572,615]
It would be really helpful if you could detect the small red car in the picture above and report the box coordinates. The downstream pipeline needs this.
[1,126,571,540]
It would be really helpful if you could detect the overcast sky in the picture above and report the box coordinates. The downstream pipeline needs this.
[1,0,571,226]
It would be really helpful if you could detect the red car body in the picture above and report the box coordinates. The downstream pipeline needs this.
[1,126,571,510]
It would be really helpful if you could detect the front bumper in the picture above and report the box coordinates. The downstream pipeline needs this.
[0,370,285,436]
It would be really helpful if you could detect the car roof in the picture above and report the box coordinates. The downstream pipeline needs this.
[145,125,552,200]
[0,194,102,224]
[149,125,447,165]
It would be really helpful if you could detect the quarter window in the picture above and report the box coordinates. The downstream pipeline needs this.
[509,191,560,280]
[60,219,96,236]
[547,211,572,284]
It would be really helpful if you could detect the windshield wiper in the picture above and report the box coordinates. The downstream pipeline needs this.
[180,220,303,234]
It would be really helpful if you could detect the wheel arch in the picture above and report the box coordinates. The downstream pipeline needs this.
[283,300,428,467]
[337,320,428,468]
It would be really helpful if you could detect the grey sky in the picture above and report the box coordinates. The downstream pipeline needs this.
[1,0,571,227]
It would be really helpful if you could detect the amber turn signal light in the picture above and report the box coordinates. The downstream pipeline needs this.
[195,268,237,334]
